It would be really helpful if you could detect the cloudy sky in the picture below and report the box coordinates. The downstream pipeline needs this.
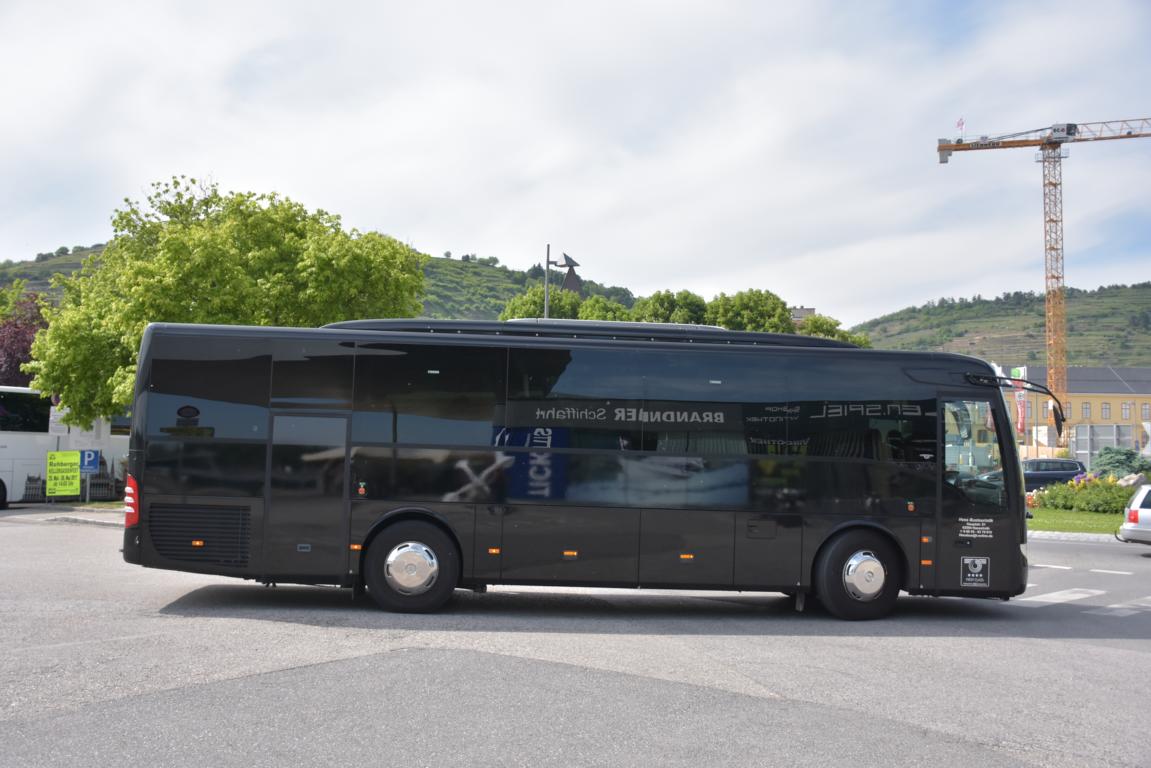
[1,0,1148,326]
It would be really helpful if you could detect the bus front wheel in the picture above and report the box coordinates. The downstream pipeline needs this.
[363,520,460,613]
[815,530,901,621]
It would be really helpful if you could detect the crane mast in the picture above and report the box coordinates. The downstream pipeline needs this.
[937,118,1151,439]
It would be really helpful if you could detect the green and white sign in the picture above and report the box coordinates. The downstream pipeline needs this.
[46,451,81,497]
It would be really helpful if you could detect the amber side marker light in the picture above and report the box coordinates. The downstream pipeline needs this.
[679,553,695,561]
[920,536,931,544]
[349,544,363,551]
[487,547,501,555]
[562,550,579,558]
[920,559,933,566]
[191,540,205,548]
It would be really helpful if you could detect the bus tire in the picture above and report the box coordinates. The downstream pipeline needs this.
[815,529,901,621]
[0,480,7,510]
[363,520,459,613]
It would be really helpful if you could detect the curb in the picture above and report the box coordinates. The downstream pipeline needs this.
[44,515,122,528]
[1028,530,1115,542]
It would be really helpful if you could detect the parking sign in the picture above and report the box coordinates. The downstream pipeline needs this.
[79,449,100,475]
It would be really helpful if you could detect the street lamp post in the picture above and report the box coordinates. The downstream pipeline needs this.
[543,245,578,319]
[543,244,552,319]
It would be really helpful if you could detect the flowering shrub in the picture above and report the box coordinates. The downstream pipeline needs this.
[1033,474,1132,514]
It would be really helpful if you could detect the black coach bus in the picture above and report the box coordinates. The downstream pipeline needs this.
[122,319,1062,620]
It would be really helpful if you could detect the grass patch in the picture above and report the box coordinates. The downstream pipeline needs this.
[1028,506,1122,534]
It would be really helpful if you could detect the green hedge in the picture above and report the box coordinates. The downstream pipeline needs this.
[1033,476,1135,514]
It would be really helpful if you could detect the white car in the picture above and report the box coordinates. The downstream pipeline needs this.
[1116,485,1151,546]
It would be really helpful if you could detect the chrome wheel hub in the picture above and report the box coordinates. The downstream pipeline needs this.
[384,541,439,595]
[842,550,885,601]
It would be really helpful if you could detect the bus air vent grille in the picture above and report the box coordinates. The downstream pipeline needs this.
[149,505,250,567]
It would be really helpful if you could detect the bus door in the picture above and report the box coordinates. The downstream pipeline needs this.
[937,399,1014,593]
[264,414,351,580]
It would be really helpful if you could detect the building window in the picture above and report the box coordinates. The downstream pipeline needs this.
[1026,401,1032,420]
[1101,402,1111,420]
[1082,402,1091,420]
[1122,402,1131,420]
[1143,403,1151,421]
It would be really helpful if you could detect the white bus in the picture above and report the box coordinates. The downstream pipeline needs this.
[0,386,129,508]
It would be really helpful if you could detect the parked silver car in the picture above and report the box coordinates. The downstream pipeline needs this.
[1116,485,1151,546]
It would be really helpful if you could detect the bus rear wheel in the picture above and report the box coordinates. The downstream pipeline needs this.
[815,530,901,621]
[364,520,459,613]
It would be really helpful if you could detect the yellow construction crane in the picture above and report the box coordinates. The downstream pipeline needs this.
[938,118,1151,435]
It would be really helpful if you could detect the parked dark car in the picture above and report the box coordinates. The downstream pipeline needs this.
[1020,458,1087,491]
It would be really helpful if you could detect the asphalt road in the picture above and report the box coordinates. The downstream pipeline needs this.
[1,508,1149,768]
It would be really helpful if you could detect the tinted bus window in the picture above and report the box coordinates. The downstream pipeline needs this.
[353,343,506,446]
[144,337,271,496]
[147,338,271,440]
[506,347,644,451]
[0,391,50,432]
[636,349,790,456]
[790,355,936,462]
[272,340,354,410]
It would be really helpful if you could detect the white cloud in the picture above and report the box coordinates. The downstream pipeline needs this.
[0,0,1148,326]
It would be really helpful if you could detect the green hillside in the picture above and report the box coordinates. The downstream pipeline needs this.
[853,283,1151,366]
[422,257,530,319]
[0,245,102,292]
[0,245,634,322]
[6,244,1148,366]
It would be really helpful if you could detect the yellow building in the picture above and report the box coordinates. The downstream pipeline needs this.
[1007,366,1151,466]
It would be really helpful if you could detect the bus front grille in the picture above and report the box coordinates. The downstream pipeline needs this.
[149,505,251,567]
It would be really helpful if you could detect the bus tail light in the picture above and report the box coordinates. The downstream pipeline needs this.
[124,474,139,528]
[1128,508,1140,524]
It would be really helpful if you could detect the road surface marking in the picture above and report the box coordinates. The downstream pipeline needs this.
[1032,564,1072,570]
[10,631,177,653]
[1016,588,1105,607]
[1089,569,1133,576]
[1084,605,1142,617]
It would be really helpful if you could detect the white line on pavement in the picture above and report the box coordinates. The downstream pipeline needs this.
[1032,564,1072,570]
[1089,569,1134,576]
[1016,588,1105,606]
[1084,605,1143,617]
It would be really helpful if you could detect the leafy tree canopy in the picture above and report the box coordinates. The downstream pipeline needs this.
[0,280,27,317]
[499,285,581,320]
[797,314,871,347]
[1090,447,1151,478]
[631,290,707,325]
[705,289,794,333]
[26,177,426,426]
[578,295,631,321]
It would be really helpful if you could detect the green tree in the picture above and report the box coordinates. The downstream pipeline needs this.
[797,314,872,347]
[26,177,426,426]
[631,290,707,324]
[499,285,582,320]
[705,289,794,332]
[0,279,27,317]
[578,295,630,321]
[1090,447,1151,478]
